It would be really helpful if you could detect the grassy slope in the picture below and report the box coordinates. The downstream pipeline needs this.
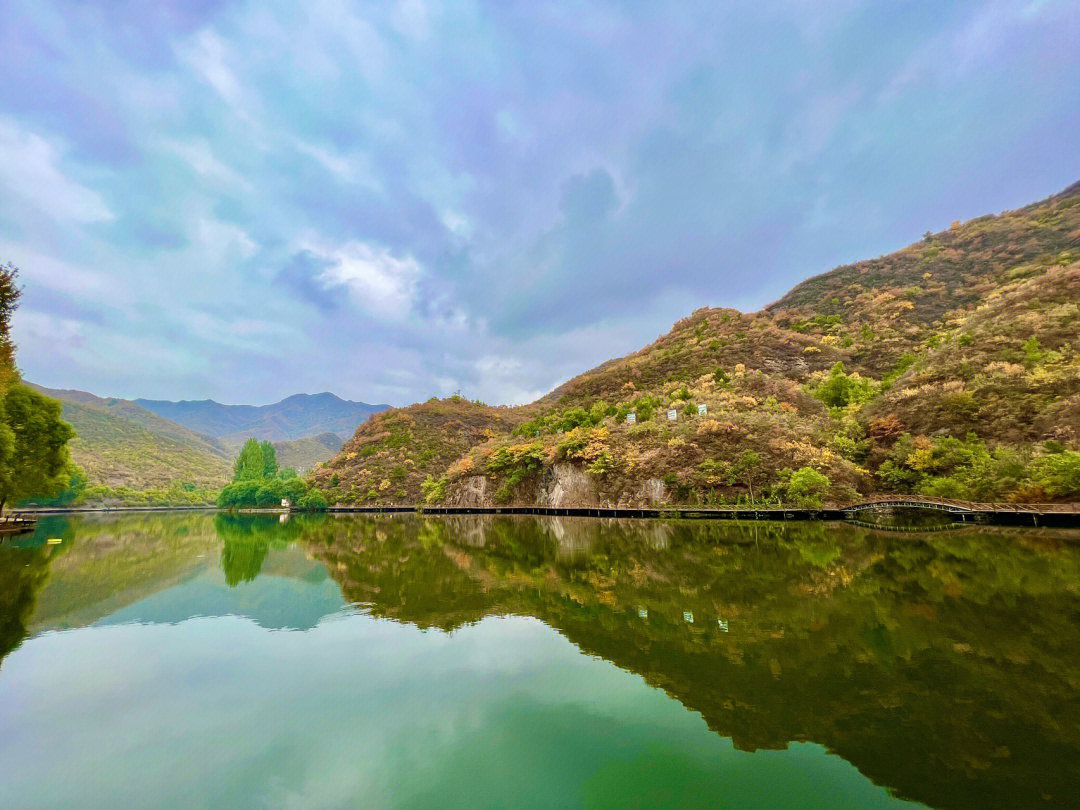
[315,181,1080,506]
[272,432,343,472]
[32,386,232,490]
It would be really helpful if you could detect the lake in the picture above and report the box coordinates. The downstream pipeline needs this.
[2,513,1078,809]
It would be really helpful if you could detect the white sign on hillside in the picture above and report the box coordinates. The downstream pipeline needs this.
[697,403,707,415]
[626,412,636,424]
[667,409,677,421]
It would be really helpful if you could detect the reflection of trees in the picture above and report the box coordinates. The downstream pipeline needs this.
[0,517,73,668]
[306,516,1080,810]
[214,513,328,587]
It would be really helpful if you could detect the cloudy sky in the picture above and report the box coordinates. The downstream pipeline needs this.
[3,1,1078,406]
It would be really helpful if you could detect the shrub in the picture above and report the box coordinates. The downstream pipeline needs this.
[488,441,545,500]
[296,489,328,511]
[421,475,448,504]
[1034,451,1080,497]
[918,476,965,499]
[785,467,830,507]
[255,482,282,507]
[556,429,589,459]
[810,362,878,408]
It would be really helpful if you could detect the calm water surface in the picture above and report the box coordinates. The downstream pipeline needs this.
[1,513,1079,809]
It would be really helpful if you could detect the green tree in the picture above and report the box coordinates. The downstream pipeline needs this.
[785,467,831,508]
[22,465,86,507]
[733,450,762,502]
[260,440,278,478]
[296,488,328,511]
[1035,451,1080,498]
[0,262,20,390]
[233,438,265,481]
[0,384,75,512]
[811,362,877,408]
[281,477,306,502]
[254,481,282,507]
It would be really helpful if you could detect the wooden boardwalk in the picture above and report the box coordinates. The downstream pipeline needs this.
[841,494,1080,515]
[17,499,1080,528]
[328,498,1080,528]
[0,512,37,536]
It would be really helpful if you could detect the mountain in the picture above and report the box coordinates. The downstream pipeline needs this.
[135,392,388,443]
[30,386,232,491]
[310,397,523,503]
[26,387,376,500]
[314,180,1080,507]
[272,432,344,473]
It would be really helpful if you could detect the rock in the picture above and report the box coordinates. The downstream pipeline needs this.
[448,475,490,507]
[541,463,596,507]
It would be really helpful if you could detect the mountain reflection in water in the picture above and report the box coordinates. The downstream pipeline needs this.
[1,512,1078,810]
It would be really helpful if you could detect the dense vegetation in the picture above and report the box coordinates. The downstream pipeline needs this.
[317,181,1080,507]
[217,438,327,510]
[28,387,232,502]
[309,396,523,504]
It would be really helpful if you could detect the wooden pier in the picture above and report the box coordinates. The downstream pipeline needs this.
[0,512,37,536]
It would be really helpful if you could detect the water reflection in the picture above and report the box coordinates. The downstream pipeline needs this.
[290,514,1080,809]
[1,513,1078,809]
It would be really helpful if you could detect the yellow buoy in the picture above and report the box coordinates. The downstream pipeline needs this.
[46,537,62,544]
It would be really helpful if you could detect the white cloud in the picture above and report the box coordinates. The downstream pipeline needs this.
[440,209,472,238]
[0,243,109,297]
[14,310,85,347]
[177,29,243,106]
[196,218,258,261]
[160,138,250,190]
[294,140,383,192]
[0,119,113,224]
[312,241,423,320]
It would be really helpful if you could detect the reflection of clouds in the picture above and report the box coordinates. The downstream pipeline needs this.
[1,613,660,808]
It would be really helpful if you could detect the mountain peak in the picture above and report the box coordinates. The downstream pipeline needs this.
[134,393,389,442]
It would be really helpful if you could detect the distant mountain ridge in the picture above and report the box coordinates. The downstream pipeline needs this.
[135,392,389,443]
[29,386,381,496]
[29,385,232,490]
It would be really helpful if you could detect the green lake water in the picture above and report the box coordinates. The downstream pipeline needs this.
[1,513,1079,809]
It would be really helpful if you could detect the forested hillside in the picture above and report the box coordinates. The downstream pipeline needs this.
[272,433,344,472]
[317,181,1080,507]
[310,397,524,504]
[31,386,232,498]
[22,388,359,504]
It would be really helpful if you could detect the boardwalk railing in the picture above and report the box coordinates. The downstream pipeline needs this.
[840,495,1080,515]
[0,512,37,535]
[325,498,1080,527]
